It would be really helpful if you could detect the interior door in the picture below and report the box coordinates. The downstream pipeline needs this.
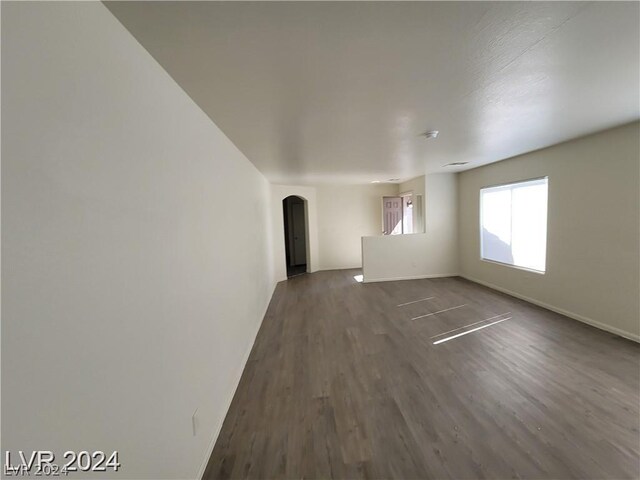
[383,197,403,235]
[291,202,307,265]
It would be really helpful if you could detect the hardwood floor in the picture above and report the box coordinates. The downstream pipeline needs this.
[203,270,640,479]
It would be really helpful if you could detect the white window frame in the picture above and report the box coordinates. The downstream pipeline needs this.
[479,176,548,274]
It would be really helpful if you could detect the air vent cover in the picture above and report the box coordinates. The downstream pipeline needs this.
[421,130,439,139]
[443,162,469,167]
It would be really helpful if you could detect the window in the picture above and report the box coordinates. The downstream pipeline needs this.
[480,177,548,273]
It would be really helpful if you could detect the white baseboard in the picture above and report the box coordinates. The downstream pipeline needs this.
[363,273,458,283]
[196,281,278,479]
[460,274,640,343]
[318,266,362,272]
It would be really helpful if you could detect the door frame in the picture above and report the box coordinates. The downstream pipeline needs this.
[282,195,311,277]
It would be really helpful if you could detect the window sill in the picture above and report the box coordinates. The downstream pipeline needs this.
[480,258,546,275]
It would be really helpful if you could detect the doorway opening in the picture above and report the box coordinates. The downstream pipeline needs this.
[283,196,308,278]
[382,193,424,235]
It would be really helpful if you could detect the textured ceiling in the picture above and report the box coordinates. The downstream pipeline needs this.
[106,1,640,184]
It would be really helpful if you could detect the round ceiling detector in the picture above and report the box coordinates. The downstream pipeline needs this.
[421,130,439,139]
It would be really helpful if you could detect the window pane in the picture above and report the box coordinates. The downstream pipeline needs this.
[480,178,548,272]
[481,186,513,265]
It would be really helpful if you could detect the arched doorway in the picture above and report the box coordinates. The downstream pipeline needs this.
[282,196,308,278]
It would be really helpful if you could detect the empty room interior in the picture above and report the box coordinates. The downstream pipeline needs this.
[2,1,640,479]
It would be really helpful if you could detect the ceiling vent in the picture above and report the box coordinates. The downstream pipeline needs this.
[443,162,469,167]
[421,130,439,139]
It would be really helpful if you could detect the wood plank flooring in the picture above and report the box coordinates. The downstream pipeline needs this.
[203,270,640,479]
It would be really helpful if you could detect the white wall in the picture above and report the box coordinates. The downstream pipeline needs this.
[425,173,459,271]
[270,185,319,282]
[271,183,404,277]
[2,3,275,479]
[458,122,640,341]
[398,176,425,197]
[362,233,458,282]
[316,184,397,270]
[362,174,459,282]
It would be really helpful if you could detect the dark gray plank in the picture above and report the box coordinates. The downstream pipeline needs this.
[203,270,640,480]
